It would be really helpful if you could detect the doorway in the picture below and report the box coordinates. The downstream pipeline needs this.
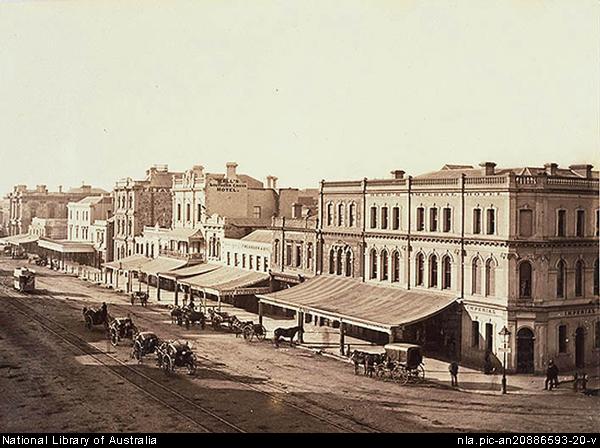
[516,327,535,373]
[575,327,585,369]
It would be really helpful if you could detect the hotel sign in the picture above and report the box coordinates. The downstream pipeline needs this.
[208,178,247,193]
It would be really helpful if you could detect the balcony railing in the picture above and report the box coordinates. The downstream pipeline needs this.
[159,248,204,261]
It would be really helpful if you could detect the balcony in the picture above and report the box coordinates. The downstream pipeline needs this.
[159,248,204,262]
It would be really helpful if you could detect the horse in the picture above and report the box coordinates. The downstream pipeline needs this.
[273,326,302,347]
[170,306,184,325]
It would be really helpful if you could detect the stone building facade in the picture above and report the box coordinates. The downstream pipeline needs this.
[67,195,112,242]
[28,217,68,240]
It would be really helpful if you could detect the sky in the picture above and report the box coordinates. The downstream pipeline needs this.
[0,0,598,194]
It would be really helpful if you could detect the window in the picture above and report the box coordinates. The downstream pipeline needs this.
[198,204,202,222]
[596,209,600,237]
[329,249,335,274]
[285,244,293,266]
[306,243,313,270]
[594,259,599,296]
[471,321,479,348]
[443,208,451,232]
[519,261,532,298]
[296,243,303,268]
[485,323,493,353]
[429,255,438,288]
[327,203,333,226]
[336,248,343,275]
[370,249,378,280]
[249,255,254,270]
[256,256,261,272]
[274,240,280,265]
[392,251,400,282]
[253,206,262,219]
[485,259,496,297]
[345,251,352,277]
[177,204,181,221]
[186,204,191,222]
[416,254,424,286]
[486,209,496,235]
[557,210,566,237]
[337,203,344,226]
[392,207,400,230]
[473,209,482,234]
[558,325,567,353]
[472,258,481,295]
[370,207,377,229]
[442,256,451,289]
[519,209,533,237]
[595,321,600,349]
[556,260,566,298]
[348,204,356,227]
[575,260,584,297]
[381,250,389,281]
[381,207,389,230]
[576,210,585,237]
[429,208,438,232]
[227,252,231,266]
[234,253,239,267]
[416,207,425,231]
[263,259,268,272]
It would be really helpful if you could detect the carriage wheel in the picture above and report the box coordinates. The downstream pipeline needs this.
[110,331,118,347]
[415,364,425,383]
[375,365,387,379]
[187,357,197,375]
[243,327,252,341]
[393,367,409,385]
[256,326,266,342]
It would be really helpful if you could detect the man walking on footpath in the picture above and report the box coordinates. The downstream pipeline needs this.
[545,359,559,390]
[449,361,459,387]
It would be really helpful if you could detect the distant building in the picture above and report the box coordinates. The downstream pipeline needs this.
[67,195,112,242]
[5,184,107,236]
[28,217,68,240]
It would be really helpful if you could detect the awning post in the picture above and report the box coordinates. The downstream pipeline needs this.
[157,275,161,301]
[174,282,179,307]
[340,322,346,356]
[258,301,264,326]
[297,310,304,344]
[138,271,141,292]
[115,270,119,289]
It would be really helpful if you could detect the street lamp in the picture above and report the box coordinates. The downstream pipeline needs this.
[499,325,511,394]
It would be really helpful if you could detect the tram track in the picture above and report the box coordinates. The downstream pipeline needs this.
[0,274,378,432]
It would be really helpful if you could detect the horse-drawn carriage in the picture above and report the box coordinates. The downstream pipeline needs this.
[82,303,109,331]
[242,321,267,342]
[13,267,35,292]
[108,316,138,346]
[156,340,197,375]
[207,308,237,331]
[170,305,206,329]
[130,291,149,307]
[351,343,425,385]
[351,346,387,376]
[131,331,160,362]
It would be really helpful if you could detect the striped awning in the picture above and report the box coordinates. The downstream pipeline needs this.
[0,234,39,245]
[103,255,150,271]
[179,266,269,296]
[258,276,458,331]
[140,257,188,276]
[159,263,220,281]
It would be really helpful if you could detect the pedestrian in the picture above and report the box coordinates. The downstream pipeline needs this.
[484,350,493,374]
[545,359,559,390]
[449,361,459,387]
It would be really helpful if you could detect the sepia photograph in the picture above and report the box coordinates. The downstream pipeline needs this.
[0,0,598,443]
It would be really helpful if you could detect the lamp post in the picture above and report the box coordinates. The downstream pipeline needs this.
[499,325,511,394]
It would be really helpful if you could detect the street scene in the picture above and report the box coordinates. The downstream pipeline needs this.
[1,0,598,436]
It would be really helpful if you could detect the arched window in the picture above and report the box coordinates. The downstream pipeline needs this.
[575,260,584,297]
[336,247,343,275]
[429,255,438,288]
[485,258,496,296]
[416,253,424,286]
[337,203,344,226]
[472,258,481,295]
[345,250,352,277]
[348,203,356,227]
[556,260,566,298]
[370,249,378,280]
[381,249,389,281]
[595,259,599,296]
[215,241,221,259]
[442,256,452,289]
[274,240,280,264]
[329,249,335,274]
[519,261,532,298]
[327,203,333,226]
[392,251,400,282]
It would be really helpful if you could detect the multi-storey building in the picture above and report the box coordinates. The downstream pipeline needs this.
[28,217,67,240]
[260,162,599,373]
[67,195,112,242]
[6,184,107,236]
[113,165,179,260]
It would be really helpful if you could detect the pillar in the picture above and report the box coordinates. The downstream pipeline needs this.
[258,301,264,325]
[115,270,119,289]
[157,275,161,301]
[126,271,131,293]
[340,322,346,355]
[174,282,179,307]
[297,311,304,343]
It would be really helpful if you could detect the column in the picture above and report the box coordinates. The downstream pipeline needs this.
[258,301,264,326]
[339,322,346,355]
[157,275,161,301]
[174,282,179,307]
[296,311,304,343]
[115,270,119,289]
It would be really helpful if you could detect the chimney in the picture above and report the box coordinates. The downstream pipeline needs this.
[390,170,405,180]
[35,184,47,193]
[292,203,303,219]
[479,162,497,176]
[569,164,593,179]
[266,175,278,189]
[58,185,63,193]
[544,163,558,176]
[192,165,204,176]
[226,162,238,179]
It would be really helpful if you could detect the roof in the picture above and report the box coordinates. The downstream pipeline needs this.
[161,227,204,242]
[74,195,109,205]
[159,263,220,280]
[67,186,108,195]
[38,238,95,253]
[416,165,599,180]
[259,276,458,331]
[241,229,272,244]
[179,266,269,295]
[103,255,150,271]
[139,257,188,276]
[225,218,272,228]
[0,234,39,245]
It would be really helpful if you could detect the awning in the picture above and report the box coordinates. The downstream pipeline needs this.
[103,255,150,271]
[179,266,269,296]
[38,238,95,253]
[140,257,188,276]
[258,276,458,332]
[162,228,204,242]
[159,263,220,281]
[0,234,39,245]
